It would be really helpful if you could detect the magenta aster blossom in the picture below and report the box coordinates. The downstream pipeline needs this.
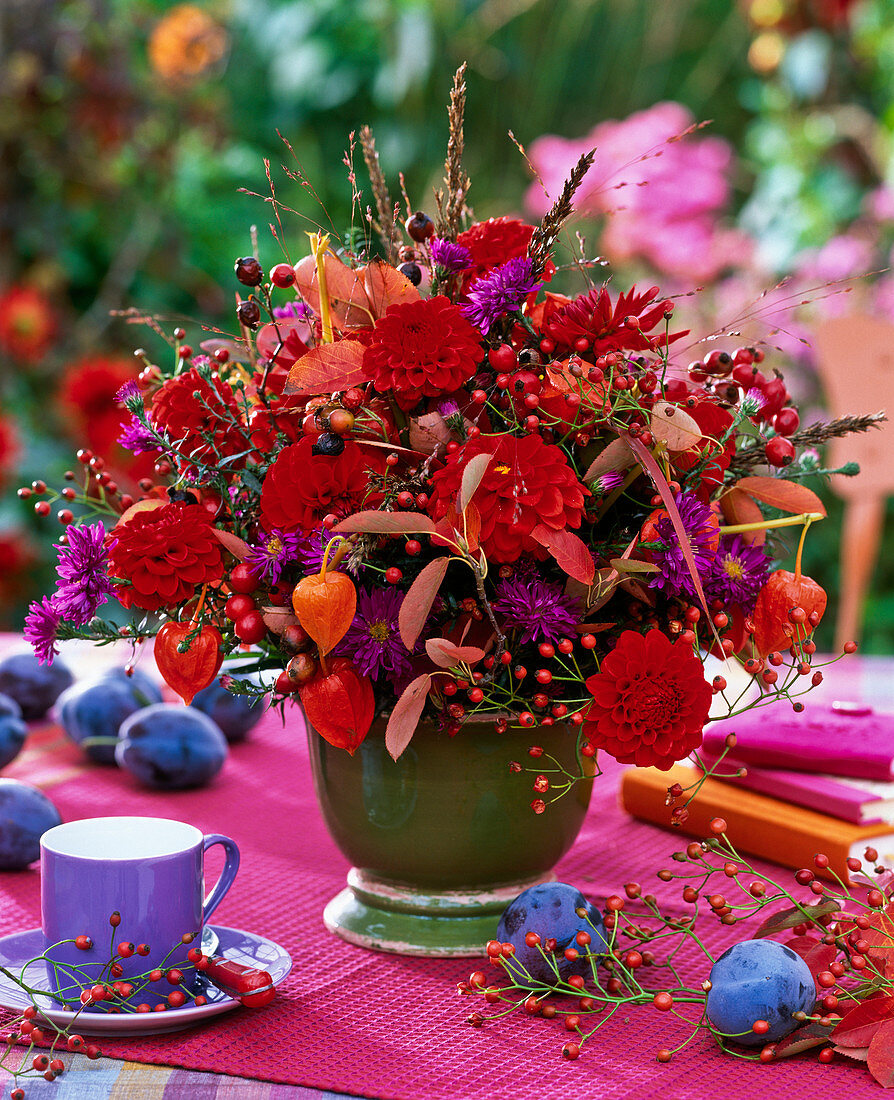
[118,415,158,454]
[334,586,416,684]
[115,381,141,406]
[706,535,770,611]
[273,300,314,321]
[24,596,62,665]
[460,257,542,335]
[493,575,579,644]
[53,523,114,626]
[648,492,717,600]
[430,237,473,273]
[245,528,303,584]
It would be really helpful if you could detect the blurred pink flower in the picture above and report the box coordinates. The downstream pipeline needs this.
[525,102,751,281]
[795,234,875,284]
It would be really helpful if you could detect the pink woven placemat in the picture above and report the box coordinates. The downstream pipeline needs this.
[0,655,887,1099]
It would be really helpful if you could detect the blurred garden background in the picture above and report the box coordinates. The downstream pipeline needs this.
[1,0,892,648]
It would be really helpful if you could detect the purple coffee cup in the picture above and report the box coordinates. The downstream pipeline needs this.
[40,816,239,1008]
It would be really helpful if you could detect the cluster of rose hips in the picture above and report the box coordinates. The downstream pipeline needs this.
[686,346,799,467]
[17,447,136,532]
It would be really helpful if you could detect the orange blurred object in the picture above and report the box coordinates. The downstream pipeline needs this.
[148,5,228,86]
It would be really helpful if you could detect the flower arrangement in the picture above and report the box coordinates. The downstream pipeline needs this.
[22,67,867,789]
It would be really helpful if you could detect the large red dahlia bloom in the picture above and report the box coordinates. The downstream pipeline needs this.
[260,437,372,533]
[429,433,588,563]
[107,502,224,612]
[583,630,712,769]
[150,368,251,471]
[363,296,482,411]
[543,284,687,358]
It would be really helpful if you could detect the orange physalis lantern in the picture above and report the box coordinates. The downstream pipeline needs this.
[154,620,224,704]
[291,537,356,655]
[298,657,374,754]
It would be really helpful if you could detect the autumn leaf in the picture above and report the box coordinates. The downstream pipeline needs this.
[531,525,595,584]
[783,935,837,986]
[770,1021,832,1059]
[364,259,421,317]
[720,486,766,546]
[649,401,702,453]
[293,251,373,330]
[868,1018,894,1086]
[754,899,840,937]
[385,673,432,760]
[736,476,827,518]
[459,453,492,513]
[211,528,252,561]
[425,638,485,669]
[283,340,369,394]
[582,435,634,484]
[333,511,436,535]
[399,557,450,650]
[833,996,894,1048]
[628,435,711,613]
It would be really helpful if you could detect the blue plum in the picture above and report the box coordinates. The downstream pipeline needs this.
[706,938,816,1046]
[116,704,228,789]
[0,653,73,720]
[57,670,163,764]
[191,672,266,742]
[0,778,62,869]
[0,694,27,770]
[496,882,609,986]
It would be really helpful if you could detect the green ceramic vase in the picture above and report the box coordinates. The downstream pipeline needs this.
[307,715,595,956]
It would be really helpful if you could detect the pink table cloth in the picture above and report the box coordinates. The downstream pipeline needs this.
[0,647,891,1099]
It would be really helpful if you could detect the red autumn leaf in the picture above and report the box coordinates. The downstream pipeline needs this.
[770,1021,832,1059]
[833,996,894,1048]
[333,510,436,535]
[293,252,373,330]
[291,571,357,655]
[754,899,840,937]
[199,337,249,363]
[154,621,223,705]
[283,339,369,395]
[854,906,894,978]
[424,638,485,669]
[399,557,450,650]
[299,657,374,755]
[783,936,837,985]
[461,501,481,552]
[719,486,766,546]
[363,258,421,318]
[582,435,635,483]
[531,525,595,584]
[835,1045,870,1062]
[211,528,252,561]
[868,1018,894,1086]
[385,672,432,760]
[260,607,300,637]
[627,435,711,613]
[736,476,827,519]
[256,319,309,370]
[751,570,828,657]
[459,453,493,513]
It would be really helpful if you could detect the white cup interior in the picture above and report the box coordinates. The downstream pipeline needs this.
[41,817,202,861]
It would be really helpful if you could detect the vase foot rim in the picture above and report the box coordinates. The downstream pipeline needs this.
[324,871,557,957]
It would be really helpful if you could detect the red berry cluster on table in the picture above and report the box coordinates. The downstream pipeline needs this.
[460,821,894,1086]
[22,65,869,795]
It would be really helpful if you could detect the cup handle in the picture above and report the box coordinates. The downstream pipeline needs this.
[202,834,240,923]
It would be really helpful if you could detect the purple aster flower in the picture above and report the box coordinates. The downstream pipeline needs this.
[53,523,114,626]
[590,470,625,497]
[430,237,473,273]
[493,575,579,645]
[118,415,158,455]
[115,381,141,406]
[706,535,770,611]
[245,528,303,584]
[24,596,62,666]
[273,299,315,322]
[460,257,542,336]
[647,492,717,600]
[334,586,416,684]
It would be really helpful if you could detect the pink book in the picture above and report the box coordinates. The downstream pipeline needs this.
[700,753,894,825]
[702,702,894,781]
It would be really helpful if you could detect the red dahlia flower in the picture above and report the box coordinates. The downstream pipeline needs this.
[260,437,373,533]
[542,284,687,358]
[107,502,224,612]
[150,367,251,471]
[0,414,19,487]
[583,629,712,769]
[457,217,535,291]
[429,433,588,563]
[363,296,482,411]
[58,356,139,462]
[0,286,57,363]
